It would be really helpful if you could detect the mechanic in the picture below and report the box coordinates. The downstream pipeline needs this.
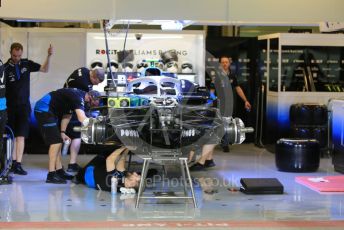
[190,56,252,171]
[189,144,217,171]
[5,42,53,175]
[212,55,251,153]
[34,88,100,184]
[73,146,141,192]
[63,67,105,173]
[218,56,251,113]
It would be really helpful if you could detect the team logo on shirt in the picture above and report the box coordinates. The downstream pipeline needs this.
[8,72,16,82]
[0,72,4,88]
[0,71,4,88]
[0,70,4,84]
[21,67,28,74]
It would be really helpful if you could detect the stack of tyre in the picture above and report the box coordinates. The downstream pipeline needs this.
[289,103,328,150]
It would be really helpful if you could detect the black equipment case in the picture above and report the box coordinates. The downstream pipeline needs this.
[240,178,284,194]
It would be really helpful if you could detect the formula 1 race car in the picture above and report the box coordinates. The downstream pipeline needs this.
[78,68,253,159]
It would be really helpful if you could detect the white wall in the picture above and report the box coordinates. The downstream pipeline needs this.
[0,27,28,62]
[27,29,86,105]
[1,26,86,105]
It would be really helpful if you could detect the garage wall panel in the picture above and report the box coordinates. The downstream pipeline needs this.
[26,29,86,105]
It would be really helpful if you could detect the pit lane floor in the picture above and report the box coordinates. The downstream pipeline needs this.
[0,143,344,229]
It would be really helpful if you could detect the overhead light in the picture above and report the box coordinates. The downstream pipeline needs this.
[117,19,143,24]
[319,21,344,32]
[101,19,144,30]
[161,21,184,31]
[93,35,184,40]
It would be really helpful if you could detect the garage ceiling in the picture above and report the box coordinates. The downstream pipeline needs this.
[0,0,343,27]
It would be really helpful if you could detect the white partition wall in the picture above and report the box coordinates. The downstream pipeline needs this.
[27,28,86,105]
[0,26,28,62]
[0,24,87,106]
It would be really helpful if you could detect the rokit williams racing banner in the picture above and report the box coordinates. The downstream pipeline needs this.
[86,31,205,85]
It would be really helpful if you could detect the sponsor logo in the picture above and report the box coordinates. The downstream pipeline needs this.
[96,49,118,55]
[95,49,188,56]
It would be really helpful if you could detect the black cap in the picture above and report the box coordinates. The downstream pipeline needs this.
[88,90,101,100]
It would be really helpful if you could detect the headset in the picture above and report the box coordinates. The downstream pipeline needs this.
[90,60,104,70]
[181,62,193,73]
[165,61,178,73]
[107,60,119,72]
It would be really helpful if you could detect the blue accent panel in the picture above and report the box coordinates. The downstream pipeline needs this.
[15,64,20,80]
[278,103,291,130]
[0,97,6,110]
[84,166,96,188]
[332,106,344,149]
[266,99,278,142]
[43,123,57,127]
[266,98,292,143]
[35,94,51,112]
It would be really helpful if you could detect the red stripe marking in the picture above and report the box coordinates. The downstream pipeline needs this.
[0,220,344,228]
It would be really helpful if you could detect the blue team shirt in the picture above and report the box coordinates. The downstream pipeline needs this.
[5,58,41,106]
[35,88,86,118]
[63,67,92,92]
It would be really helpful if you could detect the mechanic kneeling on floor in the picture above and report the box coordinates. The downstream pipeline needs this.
[73,146,141,193]
[34,88,100,184]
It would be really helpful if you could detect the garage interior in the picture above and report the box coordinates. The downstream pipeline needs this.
[1,0,344,229]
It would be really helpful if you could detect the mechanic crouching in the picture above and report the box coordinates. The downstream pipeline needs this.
[73,146,141,193]
[34,88,100,184]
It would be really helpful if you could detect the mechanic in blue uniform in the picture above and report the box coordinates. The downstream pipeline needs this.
[74,146,141,192]
[5,42,53,175]
[0,59,10,184]
[63,67,105,173]
[34,88,100,184]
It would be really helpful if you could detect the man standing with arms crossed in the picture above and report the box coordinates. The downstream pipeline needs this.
[5,42,53,175]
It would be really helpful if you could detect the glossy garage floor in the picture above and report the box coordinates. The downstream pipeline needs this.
[1,143,344,229]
